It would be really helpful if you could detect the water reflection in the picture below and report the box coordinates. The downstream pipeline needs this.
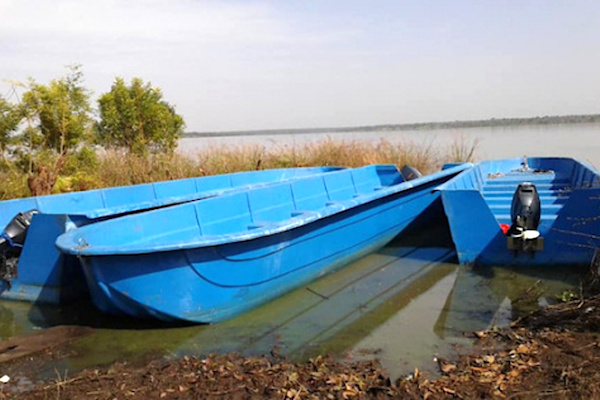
[347,267,461,376]
[435,264,586,338]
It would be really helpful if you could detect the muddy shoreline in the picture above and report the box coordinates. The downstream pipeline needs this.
[0,292,598,399]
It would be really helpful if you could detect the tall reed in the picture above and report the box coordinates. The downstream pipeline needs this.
[448,134,480,163]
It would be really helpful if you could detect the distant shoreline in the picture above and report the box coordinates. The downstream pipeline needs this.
[183,114,600,138]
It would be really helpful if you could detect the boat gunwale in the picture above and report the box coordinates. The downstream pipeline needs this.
[0,166,345,220]
[56,163,472,256]
[436,156,599,193]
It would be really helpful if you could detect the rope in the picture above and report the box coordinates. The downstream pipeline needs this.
[0,233,22,248]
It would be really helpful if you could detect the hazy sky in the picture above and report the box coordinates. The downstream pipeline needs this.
[1,0,599,132]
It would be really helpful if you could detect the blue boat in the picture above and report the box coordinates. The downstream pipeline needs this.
[0,167,342,304]
[56,163,471,323]
[438,157,600,266]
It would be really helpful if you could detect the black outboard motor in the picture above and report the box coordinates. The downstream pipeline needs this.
[510,182,541,232]
[400,165,423,181]
[0,210,37,287]
[507,183,543,252]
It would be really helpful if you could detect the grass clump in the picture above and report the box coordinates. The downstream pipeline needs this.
[194,137,454,174]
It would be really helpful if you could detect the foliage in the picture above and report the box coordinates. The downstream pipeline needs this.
[558,289,578,303]
[20,65,92,156]
[62,146,99,175]
[15,66,93,195]
[0,168,29,199]
[53,172,103,193]
[96,78,185,155]
[0,69,188,195]
[0,96,22,164]
[25,149,67,196]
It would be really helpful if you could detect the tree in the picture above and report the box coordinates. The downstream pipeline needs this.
[18,66,92,195]
[96,78,185,155]
[0,96,22,164]
[21,65,92,156]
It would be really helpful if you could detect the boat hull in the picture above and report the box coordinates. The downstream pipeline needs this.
[439,157,600,267]
[79,179,448,323]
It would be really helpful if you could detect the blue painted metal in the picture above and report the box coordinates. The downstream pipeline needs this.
[438,157,600,266]
[56,163,471,323]
[0,167,343,304]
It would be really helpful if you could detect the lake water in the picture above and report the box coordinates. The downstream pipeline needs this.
[179,123,600,168]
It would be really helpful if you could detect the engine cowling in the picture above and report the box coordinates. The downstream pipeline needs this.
[506,182,544,253]
[0,210,38,287]
[509,182,541,234]
[400,165,422,181]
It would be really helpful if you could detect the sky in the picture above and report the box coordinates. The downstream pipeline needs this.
[1,0,600,132]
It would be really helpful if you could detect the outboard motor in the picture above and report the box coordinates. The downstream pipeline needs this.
[0,210,37,287]
[507,183,543,252]
[510,182,541,232]
[400,165,423,181]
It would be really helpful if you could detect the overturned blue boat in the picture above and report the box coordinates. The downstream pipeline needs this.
[56,163,471,323]
[438,157,600,266]
[0,167,342,304]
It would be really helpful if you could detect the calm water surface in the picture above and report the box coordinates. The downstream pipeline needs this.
[179,123,600,168]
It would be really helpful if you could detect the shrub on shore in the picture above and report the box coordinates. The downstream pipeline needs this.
[1,68,185,197]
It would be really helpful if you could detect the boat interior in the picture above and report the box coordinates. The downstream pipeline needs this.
[0,167,342,227]
[441,157,600,228]
[57,165,407,252]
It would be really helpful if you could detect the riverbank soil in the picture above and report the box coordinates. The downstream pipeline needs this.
[2,296,600,399]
